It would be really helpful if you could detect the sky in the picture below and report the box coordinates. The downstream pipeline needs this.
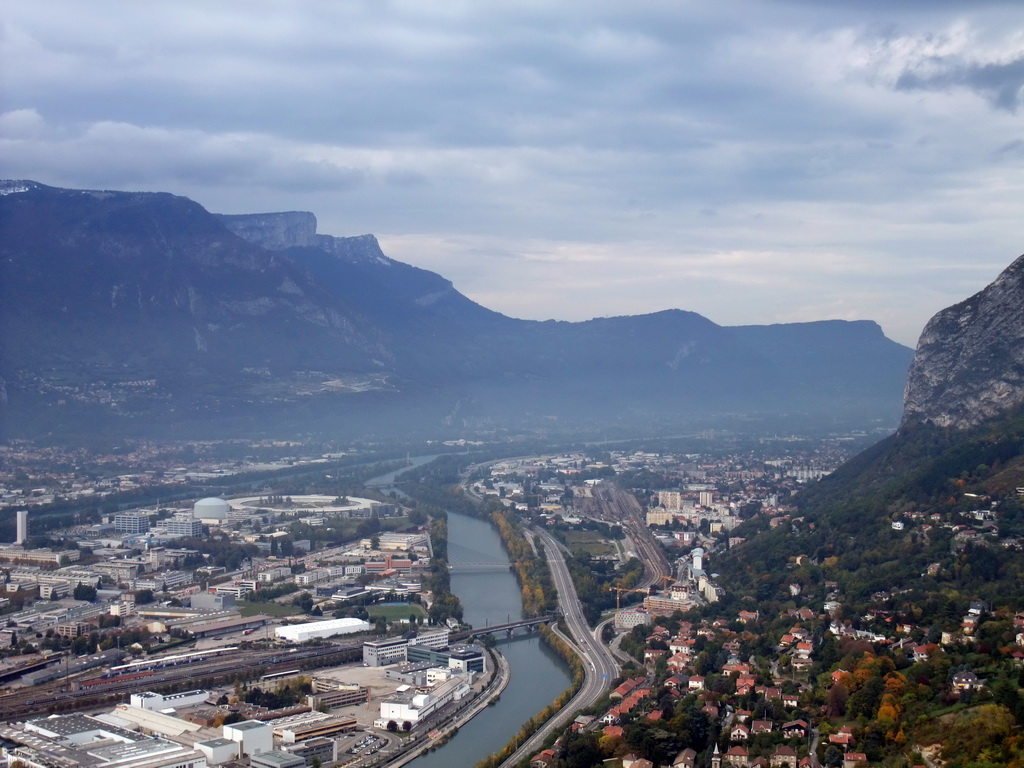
[2,1,1023,347]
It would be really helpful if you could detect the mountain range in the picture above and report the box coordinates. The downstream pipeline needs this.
[0,180,914,441]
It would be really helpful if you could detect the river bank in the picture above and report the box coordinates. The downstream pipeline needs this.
[381,646,513,768]
[407,510,573,767]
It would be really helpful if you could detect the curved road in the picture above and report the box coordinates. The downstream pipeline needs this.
[496,531,619,767]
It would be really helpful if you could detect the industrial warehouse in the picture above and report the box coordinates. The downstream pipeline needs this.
[273,617,371,643]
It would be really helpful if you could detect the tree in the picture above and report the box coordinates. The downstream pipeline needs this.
[386,720,398,731]
[402,721,412,731]
[73,584,97,602]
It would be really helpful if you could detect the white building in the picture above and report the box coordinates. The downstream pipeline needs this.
[15,510,28,545]
[223,720,272,757]
[376,678,470,727]
[363,636,409,667]
[114,512,150,535]
[165,512,203,538]
[193,497,230,522]
[196,737,238,765]
[130,689,208,711]
[275,617,370,643]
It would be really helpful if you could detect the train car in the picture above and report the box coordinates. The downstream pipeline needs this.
[83,670,154,687]
[107,646,239,676]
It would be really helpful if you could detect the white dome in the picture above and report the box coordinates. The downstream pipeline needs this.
[193,497,230,519]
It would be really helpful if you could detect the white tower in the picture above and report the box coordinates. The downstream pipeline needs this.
[15,510,28,546]
[692,547,705,573]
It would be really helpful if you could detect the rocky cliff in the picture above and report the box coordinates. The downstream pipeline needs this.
[217,211,318,249]
[903,253,1024,429]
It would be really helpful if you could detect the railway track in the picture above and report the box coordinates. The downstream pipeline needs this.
[0,641,364,721]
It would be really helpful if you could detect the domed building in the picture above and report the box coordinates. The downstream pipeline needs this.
[193,497,230,521]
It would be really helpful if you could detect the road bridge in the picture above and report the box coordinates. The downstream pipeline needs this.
[464,615,555,637]
[447,562,511,573]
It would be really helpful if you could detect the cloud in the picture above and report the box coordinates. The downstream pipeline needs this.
[897,57,1024,110]
[2,1,1023,347]
[0,108,45,138]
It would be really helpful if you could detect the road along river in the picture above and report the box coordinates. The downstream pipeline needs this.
[409,510,572,767]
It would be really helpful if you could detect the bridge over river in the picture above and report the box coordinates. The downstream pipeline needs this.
[449,615,557,644]
[447,541,516,573]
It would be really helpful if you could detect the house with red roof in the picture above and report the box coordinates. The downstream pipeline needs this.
[829,726,855,746]
[530,749,557,768]
[782,719,808,738]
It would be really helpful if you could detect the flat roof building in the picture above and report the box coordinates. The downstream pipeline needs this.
[274,617,370,643]
[363,636,409,667]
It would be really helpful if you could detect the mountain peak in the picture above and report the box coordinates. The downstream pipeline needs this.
[903,253,1024,429]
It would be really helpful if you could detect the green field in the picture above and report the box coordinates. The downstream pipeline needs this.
[239,601,303,617]
[563,529,616,558]
[368,603,428,621]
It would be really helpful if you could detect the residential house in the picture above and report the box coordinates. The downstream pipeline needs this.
[770,746,798,768]
[724,745,749,767]
[672,747,697,768]
[603,725,624,739]
[751,720,773,735]
[830,726,855,747]
[782,720,808,739]
[951,669,981,693]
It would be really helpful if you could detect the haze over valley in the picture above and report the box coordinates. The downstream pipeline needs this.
[3,3,1024,767]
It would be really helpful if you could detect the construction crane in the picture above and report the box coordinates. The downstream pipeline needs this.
[613,586,651,611]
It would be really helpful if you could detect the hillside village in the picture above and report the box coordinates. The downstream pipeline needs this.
[468,447,1024,768]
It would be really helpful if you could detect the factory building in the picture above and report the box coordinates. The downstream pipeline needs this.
[274,617,370,643]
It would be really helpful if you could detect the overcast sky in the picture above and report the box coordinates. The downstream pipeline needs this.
[3,1,1023,346]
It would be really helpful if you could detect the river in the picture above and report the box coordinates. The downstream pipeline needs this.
[409,510,572,767]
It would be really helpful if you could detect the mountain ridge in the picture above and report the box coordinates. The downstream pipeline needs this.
[0,180,913,440]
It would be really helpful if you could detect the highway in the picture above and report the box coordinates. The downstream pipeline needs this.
[496,530,619,768]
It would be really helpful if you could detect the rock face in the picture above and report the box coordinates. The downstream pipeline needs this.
[217,211,318,249]
[903,254,1024,429]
